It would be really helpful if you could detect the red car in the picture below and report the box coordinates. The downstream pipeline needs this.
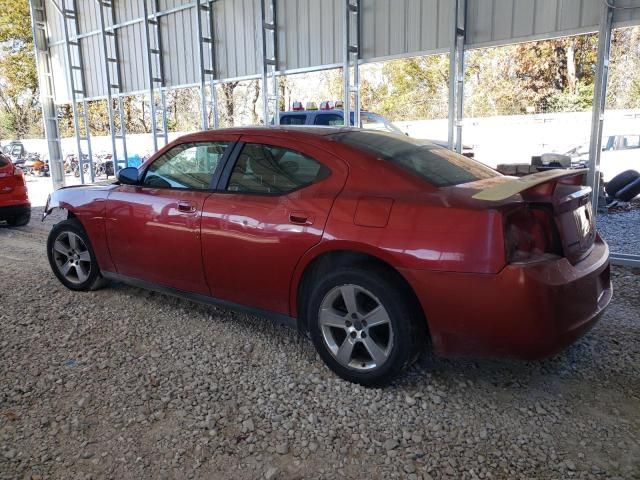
[0,152,31,226]
[43,128,612,386]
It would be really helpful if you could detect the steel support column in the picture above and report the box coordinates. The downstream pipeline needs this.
[587,1,614,210]
[343,0,360,127]
[30,0,64,190]
[448,0,466,153]
[143,0,168,151]
[97,0,128,173]
[261,0,278,126]
[196,0,219,130]
[59,0,94,183]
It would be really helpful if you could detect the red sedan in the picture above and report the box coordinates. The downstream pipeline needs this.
[0,152,31,226]
[43,128,612,386]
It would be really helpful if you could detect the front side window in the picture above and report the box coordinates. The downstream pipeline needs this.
[280,114,307,125]
[226,143,329,194]
[143,142,229,189]
[330,130,498,187]
[314,114,344,126]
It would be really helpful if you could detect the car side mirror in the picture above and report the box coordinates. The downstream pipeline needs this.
[117,167,140,185]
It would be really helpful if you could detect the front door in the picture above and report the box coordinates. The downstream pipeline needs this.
[105,137,237,295]
[201,135,348,314]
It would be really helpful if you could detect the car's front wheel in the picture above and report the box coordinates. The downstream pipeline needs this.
[307,267,424,387]
[47,218,107,291]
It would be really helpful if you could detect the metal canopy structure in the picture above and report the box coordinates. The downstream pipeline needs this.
[30,0,640,265]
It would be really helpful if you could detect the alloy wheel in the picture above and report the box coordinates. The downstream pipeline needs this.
[51,231,92,285]
[318,284,394,371]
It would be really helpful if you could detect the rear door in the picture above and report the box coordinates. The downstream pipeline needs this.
[105,136,238,294]
[200,135,348,314]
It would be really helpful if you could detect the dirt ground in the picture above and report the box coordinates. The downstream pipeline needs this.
[0,209,639,480]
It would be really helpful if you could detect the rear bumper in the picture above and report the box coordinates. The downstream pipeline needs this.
[0,203,31,220]
[400,236,612,360]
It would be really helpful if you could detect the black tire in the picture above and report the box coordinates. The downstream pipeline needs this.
[306,266,425,387]
[605,170,640,197]
[7,212,30,227]
[47,218,108,291]
[615,177,640,202]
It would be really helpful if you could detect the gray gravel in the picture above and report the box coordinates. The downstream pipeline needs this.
[597,201,640,256]
[1,209,639,479]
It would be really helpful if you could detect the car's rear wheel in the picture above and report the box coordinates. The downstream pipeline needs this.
[7,212,30,227]
[47,219,107,291]
[307,267,423,387]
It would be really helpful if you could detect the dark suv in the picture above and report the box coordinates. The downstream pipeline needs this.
[279,109,404,133]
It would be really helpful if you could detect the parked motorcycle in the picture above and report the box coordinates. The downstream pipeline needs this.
[22,153,50,177]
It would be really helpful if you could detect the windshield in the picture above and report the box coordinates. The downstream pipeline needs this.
[330,130,499,187]
[359,112,404,134]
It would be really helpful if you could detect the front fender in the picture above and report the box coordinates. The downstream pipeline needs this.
[41,184,117,272]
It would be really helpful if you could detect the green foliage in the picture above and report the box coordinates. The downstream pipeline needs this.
[0,0,42,140]
[359,56,449,121]
[547,81,595,112]
[0,0,32,44]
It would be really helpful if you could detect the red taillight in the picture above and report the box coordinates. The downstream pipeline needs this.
[504,206,562,263]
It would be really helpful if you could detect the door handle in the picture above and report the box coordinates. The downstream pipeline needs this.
[289,212,312,225]
[178,201,197,213]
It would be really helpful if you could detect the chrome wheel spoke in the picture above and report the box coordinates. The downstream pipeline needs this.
[53,240,68,256]
[68,232,78,250]
[76,263,89,283]
[363,336,388,365]
[363,306,390,328]
[319,307,347,329]
[340,285,359,315]
[78,250,91,262]
[336,338,355,365]
[59,260,73,276]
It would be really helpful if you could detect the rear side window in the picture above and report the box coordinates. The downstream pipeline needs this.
[331,131,498,187]
[621,135,640,149]
[280,114,307,125]
[314,114,344,126]
[143,141,229,189]
[227,143,329,195]
[0,153,9,167]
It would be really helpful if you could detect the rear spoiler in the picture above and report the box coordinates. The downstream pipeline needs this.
[472,169,588,201]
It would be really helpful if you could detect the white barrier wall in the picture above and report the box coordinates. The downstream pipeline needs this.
[6,109,640,169]
[396,109,640,167]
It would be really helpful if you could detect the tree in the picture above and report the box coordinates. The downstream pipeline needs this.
[218,81,240,127]
[0,0,42,139]
[250,80,261,124]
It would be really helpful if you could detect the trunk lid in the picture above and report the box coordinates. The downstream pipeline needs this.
[458,169,596,264]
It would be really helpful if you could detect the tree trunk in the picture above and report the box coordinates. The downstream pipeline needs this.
[566,41,577,94]
[250,80,260,124]
[220,82,239,127]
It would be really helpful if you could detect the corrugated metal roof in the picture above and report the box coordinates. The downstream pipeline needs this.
[38,0,640,103]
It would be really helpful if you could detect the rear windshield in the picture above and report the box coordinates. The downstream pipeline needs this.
[330,131,499,187]
[280,114,307,125]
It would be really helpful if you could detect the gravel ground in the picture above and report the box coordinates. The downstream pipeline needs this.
[597,201,640,256]
[1,209,639,480]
